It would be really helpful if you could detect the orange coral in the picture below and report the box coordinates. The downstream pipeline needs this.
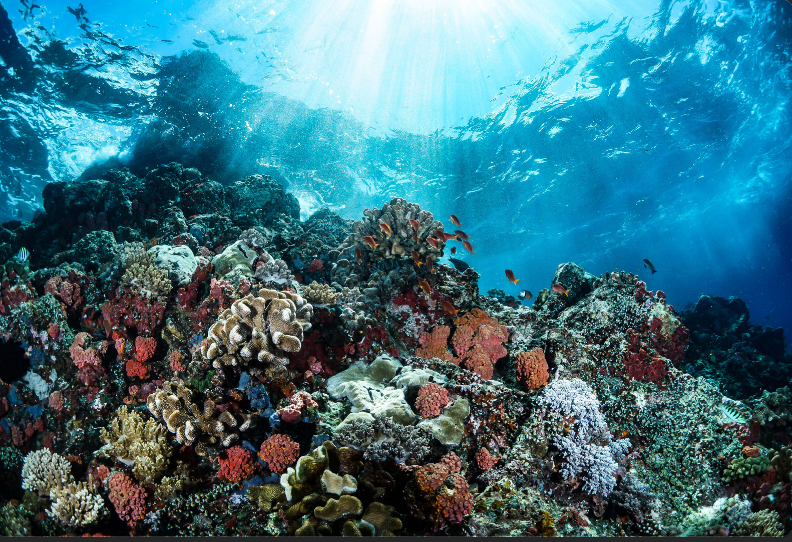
[125,359,149,379]
[416,325,454,362]
[218,446,256,483]
[259,434,300,474]
[515,348,550,391]
[134,336,157,362]
[415,383,451,418]
[475,447,499,471]
[106,472,146,528]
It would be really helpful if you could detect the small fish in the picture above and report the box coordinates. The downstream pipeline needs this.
[441,299,458,316]
[355,247,363,264]
[505,270,520,285]
[16,247,29,262]
[409,219,420,231]
[425,257,434,273]
[448,258,470,272]
[462,239,475,255]
[454,230,470,241]
[643,258,657,274]
[435,230,457,242]
[411,250,423,267]
[426,237,440,250]
[552,284,570,297]
[363,236,379,250]
[519,290,533,300]
[418,278,431,295]
[450,214,462,226]
[450,247,457,255]
[379,222,393,236]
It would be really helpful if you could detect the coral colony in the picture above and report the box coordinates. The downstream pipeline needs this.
[0,163,791,536]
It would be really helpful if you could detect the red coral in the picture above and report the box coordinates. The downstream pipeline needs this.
[440,452,462,474]
[134,336,157,362]
[624,328,669,388]
[416,325,454,362]
[305,259,323,274]
[416,383,450,418]
[125,360,149,379]
[101,289,166,337]
[44,275,83,310]
[0,280,32,315]
[106,472,146,528]
[515,348,549,391]
[475,448,499,471]
[218,446,256,484]
[436,473,473,525]
[415,463,451,492]
[259,434,300,474]
[69,332,106,369]
[276,391,318,423]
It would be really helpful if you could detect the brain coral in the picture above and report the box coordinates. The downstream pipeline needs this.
[200,287,313,369]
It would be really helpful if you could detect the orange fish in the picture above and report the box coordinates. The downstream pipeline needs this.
[462,239,475,255]
[435,230,457,242]
[412,231,419,243]
[441,299,458,316]
[379,223,393,236]
[505,270,520,285]
[363,236,379,250]
[412,250,423,267]
[450,247,457,255]
[355,247,363,264]
[552,284,569,297]
[418,278,431,295]
[409,219,420,231]
[426,257,434,273]
[450,214,462,226]
[454,230,470,241]
[426,237,440,250]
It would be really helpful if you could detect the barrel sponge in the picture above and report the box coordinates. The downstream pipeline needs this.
[201,287,312,369]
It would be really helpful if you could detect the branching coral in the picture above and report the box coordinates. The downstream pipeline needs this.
[120,247,172,301]
[21,449,74,496]
[339,197,447,262]
[200,288,313,370]
[48,481,106,527]
[146,379,253,456]
[99,405,173,484]
[302,281,338,305]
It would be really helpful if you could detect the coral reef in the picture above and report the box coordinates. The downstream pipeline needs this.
[1,164,790,536]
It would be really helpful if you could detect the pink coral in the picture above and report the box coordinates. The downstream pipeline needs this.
[276,391,318,423]
[415,383,450,418]
[416,325,454,362]
[462,348,494,380]
[106,472,146,528]
[48,391,64,411]
[515,348,549,391]
[44,275,83,310]
[134,336,157,362]
[258,434,300,474]
[69,332,106,369]
[306,259,324,274]
[218,446,256,484]
[475,448,499,471]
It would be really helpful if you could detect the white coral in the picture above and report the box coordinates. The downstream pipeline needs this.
[21,449,75,496]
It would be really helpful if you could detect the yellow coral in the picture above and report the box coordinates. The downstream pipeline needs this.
[48,481,105,527]
[121,247,172,301]
[302,281,338,306]
[99,405,173,484]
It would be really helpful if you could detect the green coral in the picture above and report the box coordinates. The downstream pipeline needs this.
[722,454,770,483]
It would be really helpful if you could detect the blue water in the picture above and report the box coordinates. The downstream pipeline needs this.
[1,0,791,337]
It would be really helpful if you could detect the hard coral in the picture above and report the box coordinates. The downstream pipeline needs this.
[515,348,550,391]
[217,445,256,484]
[415,382,451,418]
[258,434,300,474]
[99,406,172,484]
[416,325,454,362]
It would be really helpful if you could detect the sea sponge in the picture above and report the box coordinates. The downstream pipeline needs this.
[21,449,74,496]
[99,405,172,484]
[302,281,338,305]
[200,288,313,370]
[339,198,448,262]
[48,481,106,527]
[515,348,550,391]
[146,379,253,456]
[120,247,172,301]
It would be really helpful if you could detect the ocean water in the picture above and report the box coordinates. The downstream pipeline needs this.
[1,0,792,537]
[2,0,791,333]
